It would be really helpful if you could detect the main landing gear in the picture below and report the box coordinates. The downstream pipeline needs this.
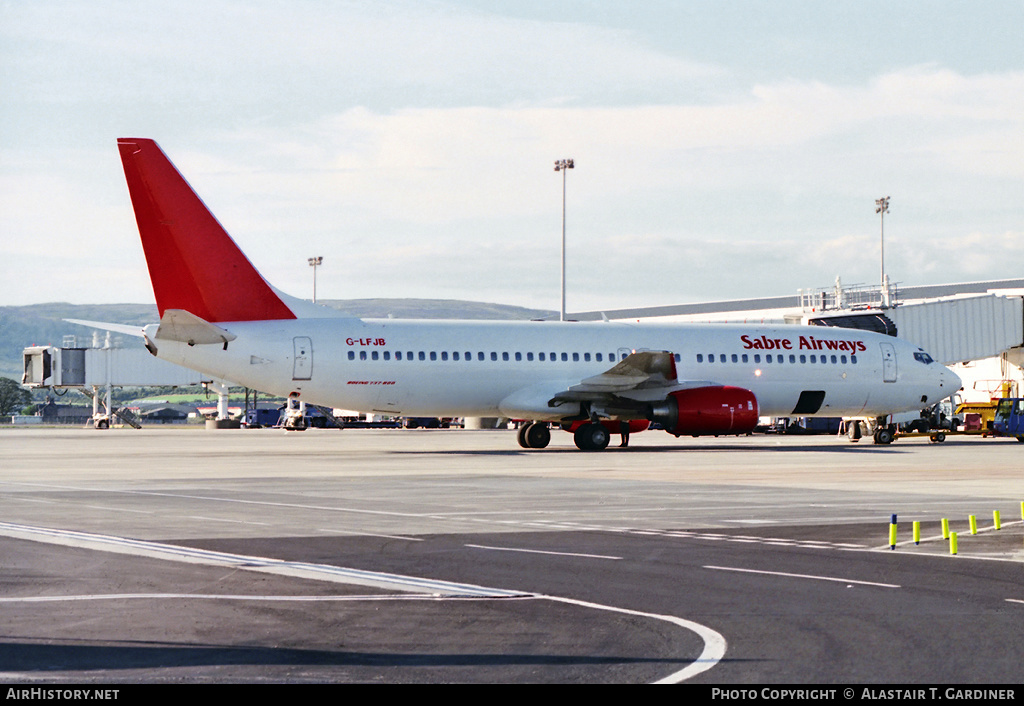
[517,421,551,449]
[573,422,610,451]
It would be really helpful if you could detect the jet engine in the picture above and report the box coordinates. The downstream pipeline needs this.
[650,386,759,437]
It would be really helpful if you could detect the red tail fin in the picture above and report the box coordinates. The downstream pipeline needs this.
[118,138,296,323]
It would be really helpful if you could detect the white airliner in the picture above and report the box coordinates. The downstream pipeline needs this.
[102,138,959,450]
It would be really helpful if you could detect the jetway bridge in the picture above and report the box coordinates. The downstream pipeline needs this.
[22,333,234,427]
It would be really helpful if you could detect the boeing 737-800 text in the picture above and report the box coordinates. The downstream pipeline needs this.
[100,138,959,450]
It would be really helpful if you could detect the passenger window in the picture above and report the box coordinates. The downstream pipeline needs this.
[419,351,426,361]
[731,354,738,363]
[348,351,355,360]
[360,351,367,360]
[372,351,379,361]
[491,352,497,361]
[503,352,509,361]
[441,351,448,361]
[696,354,704,363]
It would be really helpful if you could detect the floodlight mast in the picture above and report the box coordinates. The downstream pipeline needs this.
[875,196,890,308]
[308,256,323,303]
[554,158,574,322]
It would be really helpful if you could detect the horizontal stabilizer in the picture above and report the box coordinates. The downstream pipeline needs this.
[64,319,145,338]
[154,309,237,346]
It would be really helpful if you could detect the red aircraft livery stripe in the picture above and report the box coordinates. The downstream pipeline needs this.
[117,138,296,323]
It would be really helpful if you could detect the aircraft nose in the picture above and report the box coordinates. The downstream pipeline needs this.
[941,366,962,394]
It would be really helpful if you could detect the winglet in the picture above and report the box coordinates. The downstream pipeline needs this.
[117,138,297,323]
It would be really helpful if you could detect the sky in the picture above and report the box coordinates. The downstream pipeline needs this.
[2,1,1023,314]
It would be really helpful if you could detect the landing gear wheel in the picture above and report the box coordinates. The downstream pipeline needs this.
[574,422,610,451]
[524,422,550,449]
[517,423,531,448]
[847,420,861,442]
[517,422,551,449]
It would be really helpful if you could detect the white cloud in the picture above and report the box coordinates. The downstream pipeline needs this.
[2,1,1022,310]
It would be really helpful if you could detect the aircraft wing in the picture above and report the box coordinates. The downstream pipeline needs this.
[501,350,715,419]
[565,350,678,393]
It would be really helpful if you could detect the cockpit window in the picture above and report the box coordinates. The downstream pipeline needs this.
[913,351,934,365]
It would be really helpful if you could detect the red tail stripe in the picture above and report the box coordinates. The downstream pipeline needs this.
[118,138,296,323]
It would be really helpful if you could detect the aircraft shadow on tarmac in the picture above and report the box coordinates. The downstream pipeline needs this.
[0,641,683,671]
[389,442,919,456]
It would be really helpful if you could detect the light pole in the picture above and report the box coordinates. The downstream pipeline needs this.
[308,256,323,303]
[875,196,890,308]
[554,158,574,321]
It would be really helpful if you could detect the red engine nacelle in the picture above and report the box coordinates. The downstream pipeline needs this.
[650,386,759,437]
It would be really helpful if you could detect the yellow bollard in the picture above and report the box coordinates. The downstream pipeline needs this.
[889,514,897,550]
[1020,501,1023,522]
[969,515,978,535]
[913,521,921,545]
[950,532,958,555]
[941,518,949,539]
[994,510,1002,530]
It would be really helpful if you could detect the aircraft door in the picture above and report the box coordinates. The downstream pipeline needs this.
[293,337,313,380]
[880,342,897,383]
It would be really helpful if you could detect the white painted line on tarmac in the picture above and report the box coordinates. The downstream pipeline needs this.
[544,595,727,684]
[0,593,452,603]
[186,515,270,526]
[317,528,423,541]
[84,505,154,515]
[0,520,726,683]
[0,520,522,597]
[704,565,900,588]
[466,544,621,560]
